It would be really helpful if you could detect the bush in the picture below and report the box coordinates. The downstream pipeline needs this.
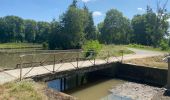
[82,40,102,58]
[42,42,48,50]
[160,39,169,50]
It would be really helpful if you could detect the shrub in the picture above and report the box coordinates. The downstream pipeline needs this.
[160,39,169,50]
[42,42,48,50]
[82,40,102,58]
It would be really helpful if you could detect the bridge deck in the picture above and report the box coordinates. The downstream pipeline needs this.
[0,48,164,84]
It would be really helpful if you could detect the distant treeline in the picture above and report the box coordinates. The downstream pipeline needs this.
[0,0,169,49]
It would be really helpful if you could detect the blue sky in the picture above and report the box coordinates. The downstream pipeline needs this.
[0,0,170,25]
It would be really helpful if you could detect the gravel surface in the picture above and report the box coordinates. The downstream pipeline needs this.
[110,82,164,100]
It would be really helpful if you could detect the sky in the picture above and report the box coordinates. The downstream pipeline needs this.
[0,0,170,25]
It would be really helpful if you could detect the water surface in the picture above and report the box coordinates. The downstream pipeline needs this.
[66,79,125,100]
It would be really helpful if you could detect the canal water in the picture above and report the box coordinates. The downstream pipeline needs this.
[48,73,126,100]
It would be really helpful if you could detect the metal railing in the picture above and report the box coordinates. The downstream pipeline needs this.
[16,50,124,81]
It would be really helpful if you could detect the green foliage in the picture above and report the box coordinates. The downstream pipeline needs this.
[49,1,96,50]
[99,9,132,44]
[96,45,134,59]
[131,5,170,47]
[82,40,102,58]
[160,39,169,50]
[0,1,169,51]
[42,42,48,50]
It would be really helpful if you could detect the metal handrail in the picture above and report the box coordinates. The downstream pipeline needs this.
[17,50,124,81]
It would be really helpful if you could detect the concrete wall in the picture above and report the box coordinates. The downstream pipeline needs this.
[116,63,167,86]
[33,62,168,87]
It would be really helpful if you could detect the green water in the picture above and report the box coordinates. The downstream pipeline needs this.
[66,79,125,100]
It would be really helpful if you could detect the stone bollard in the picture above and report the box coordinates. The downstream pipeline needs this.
[167,57,170,89]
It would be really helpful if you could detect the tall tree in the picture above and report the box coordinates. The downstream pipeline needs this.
[100,9,132,44]
[131,15,147,45]
[24,20,37,42]
[60,1,86,49]
[83,5,97,40]
[36,21,51,43]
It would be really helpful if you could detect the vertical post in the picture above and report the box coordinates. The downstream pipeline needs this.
[107,51,109,63]
[77,52,79,68]
[60,78,63,92]
[121,50,124,63]
[64,77,66,91]
[94,57,96,66]
[53,54,56,72]
[167,57,170,89]
[76,74,79,87]
[19,56,23,81]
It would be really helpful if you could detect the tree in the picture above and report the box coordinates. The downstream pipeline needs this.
[131,2,170,47]
[100,9,132,44]
[83,5,97,40]
[2,16,24,42]
[131,15,147,45]
[60,1,86,49]
[36,21,51,43]
[48,19,63,49]
[24,20,37,42]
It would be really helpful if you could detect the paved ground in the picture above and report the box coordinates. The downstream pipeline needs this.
[0,48,165,85]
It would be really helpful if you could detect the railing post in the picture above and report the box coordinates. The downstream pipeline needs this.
[53,54,56,73]
[121,50,124,63]
[77,52,79,68]
[107,51,109,63]
[94,57,96,66]
[19,56,23,81]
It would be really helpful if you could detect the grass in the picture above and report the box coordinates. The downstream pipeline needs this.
[124,56,168,69]
[127,44,169,53]
[0,81,47,100]
[0,43,41,49]
[0,81,76,100]
[97,45,134,59]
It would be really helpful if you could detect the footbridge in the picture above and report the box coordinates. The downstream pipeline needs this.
[0,48,164,84]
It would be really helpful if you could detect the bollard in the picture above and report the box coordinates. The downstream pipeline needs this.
[167,57,170,89]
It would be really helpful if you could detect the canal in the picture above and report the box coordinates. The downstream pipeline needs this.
[48,72,126,100]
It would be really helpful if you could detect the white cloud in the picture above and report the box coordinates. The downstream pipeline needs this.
[93,11,102,17]
[82,0,91,3]
[137,7,145,12]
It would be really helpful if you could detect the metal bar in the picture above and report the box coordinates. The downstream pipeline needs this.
[94,58,96,66]
[121,50,124,63]
[19,56,23,81]
[107,51,109,63]
[53,54,56,72]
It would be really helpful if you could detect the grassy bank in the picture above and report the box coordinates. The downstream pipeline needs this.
[0,80,76,100]
[0,43,41,49]
[127,44,169,52]
[0,81,47,100]
[97,45,134,59]
[124,56,167,69]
